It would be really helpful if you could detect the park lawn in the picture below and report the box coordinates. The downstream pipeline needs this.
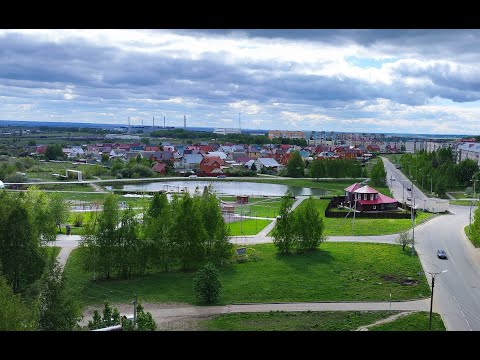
[35,183,97,192]
[369,312,445,331]
[64,242,430,307]
[59,192,108,204]
[295,199,434,236]
[199,311,397,331]
[449,192,475,200]
[451,200,476,206]
[235,199,282,218]
[219,196,266,203]
[465,225,480,248]
[227,219,272,235]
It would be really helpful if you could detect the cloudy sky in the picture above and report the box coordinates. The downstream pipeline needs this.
[1,29,480,134]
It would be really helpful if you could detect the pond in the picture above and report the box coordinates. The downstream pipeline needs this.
[105,180,326,197]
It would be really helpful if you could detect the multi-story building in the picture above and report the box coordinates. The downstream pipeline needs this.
[268,130,305,140]
[213,128,241,135]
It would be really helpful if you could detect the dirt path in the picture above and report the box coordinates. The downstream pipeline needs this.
[355,311,414,331]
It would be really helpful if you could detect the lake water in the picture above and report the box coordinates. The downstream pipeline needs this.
[106,180,326,197]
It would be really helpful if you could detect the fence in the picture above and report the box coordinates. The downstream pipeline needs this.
[324,196,414,219]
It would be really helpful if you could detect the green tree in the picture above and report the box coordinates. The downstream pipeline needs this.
[471,206,480,243]
[121,302,156,331]
[293,197,325,251]
[38,258,81,331]
[200,187,233,266]
[457,159,479,186]
[101,153,109,163]
[193,262,222,304]
[0,196,46,293]
[87,302,121,330]
[171,193,208,270]
[250,162,257,171]
[0,275,36,330]
[370,158,387,186]
[395,231,413,251]
[287,151,305,178]
[272,192,296,254]
[28,139,37,146]
[45,144,66,160]
[435,176,448,197]
[48,193,70,233]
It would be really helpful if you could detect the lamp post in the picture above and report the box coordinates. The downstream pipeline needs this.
[429,174,433,195]
[428,270,448,331]
[469,200,473,234]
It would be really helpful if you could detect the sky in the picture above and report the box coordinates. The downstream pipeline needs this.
[1,29,480,135]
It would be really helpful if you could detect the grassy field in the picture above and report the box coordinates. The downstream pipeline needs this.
[449,192,476,200]
[369,312,445,331]
[34,183,97,192]
[292,199,435,236]
[464,225,480,248]
[450,200,476,206]
[235,199,282,218]
[25,161,109,182]
[64,242,430,307]
[227,219,272,235]
[199,311,397,331]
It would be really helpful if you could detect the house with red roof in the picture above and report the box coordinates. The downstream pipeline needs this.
[200,156,225,174]
[151,162,167,174]
[344,183,399,212]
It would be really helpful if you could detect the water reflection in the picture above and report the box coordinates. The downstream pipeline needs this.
[105,180,325,197]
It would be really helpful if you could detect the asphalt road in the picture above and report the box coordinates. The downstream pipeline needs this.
[383,157,480,331]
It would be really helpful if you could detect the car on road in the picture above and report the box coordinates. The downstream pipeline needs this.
[188,174,198,178]
[437,250,448,259]
[395,165,401,169]
[407,197,411,201]
[217,175,226,178]
[406,187,412,191]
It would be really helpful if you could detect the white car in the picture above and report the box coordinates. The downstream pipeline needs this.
[188,174,198,178]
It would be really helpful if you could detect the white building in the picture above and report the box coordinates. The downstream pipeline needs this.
[213,128,241,135]
[457,143,480,165]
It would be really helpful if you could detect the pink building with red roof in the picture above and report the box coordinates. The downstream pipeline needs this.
[344,183,398,212]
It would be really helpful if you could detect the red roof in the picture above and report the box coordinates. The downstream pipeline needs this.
[201,156,224,166]
[354,185,378,194]
[357,193,397,205]
[344,183,362,192]
[151,162,167,173]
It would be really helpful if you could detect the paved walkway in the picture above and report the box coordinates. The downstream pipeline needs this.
[81,299,430,326]
[356,311,414,331]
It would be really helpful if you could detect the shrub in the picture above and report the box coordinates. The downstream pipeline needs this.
[193,263,222,304]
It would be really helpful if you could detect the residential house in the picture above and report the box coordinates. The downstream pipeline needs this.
[200,156,225,174]
[344,183,398,212]
[247,145,261,159]
[254,157,283,172]
[151,162,167,174]
[181,154,203,170]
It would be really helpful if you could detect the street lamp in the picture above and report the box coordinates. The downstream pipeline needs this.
[427,270,448,331]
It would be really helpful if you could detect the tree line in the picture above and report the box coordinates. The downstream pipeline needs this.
[0,189,80,331]
[80,187,233,280]
[400,148,479,196]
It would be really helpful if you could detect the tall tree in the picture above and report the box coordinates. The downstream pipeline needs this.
[293,197,325,251]
[38,258,81,331]
[200,187,233,266]
[287,151,305,178]
[272,192,296,254]
[370,158,387,186]
[0,275,36,330]
[48,193,70,234]
[45,144,66,160]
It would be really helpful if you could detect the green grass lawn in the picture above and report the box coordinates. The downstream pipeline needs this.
[35,183,97,192]
[64,242,430,307]
[449,192,475,200]
[293,199,434,236]
[199,311,397,331]
[450,200,476,206]
[369,312,445,331]
[227,219,272,235]
[234,199,282,218]
[464,225,480,247]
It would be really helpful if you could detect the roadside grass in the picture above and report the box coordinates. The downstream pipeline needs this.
[199,311,397,331]
[450,200,476,206]
[464,225,480,248]
[227,219,272,235]
[292,199,435,236]
[64,242,430,307]
[369,312,445,331]
[449,192,476,200]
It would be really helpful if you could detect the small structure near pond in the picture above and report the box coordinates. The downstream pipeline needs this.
[236,195,249,204]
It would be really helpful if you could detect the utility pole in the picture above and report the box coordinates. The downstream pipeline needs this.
[164,116,166,129]
[428,270,447,331]
[470,200,473,234]
[153,116,155,128]
[410,182,416,256]
[133,293,138,329]
[184,115,186,129]
[352,198,357,231]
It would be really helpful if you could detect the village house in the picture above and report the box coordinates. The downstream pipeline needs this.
[200,156,225,174]
[254,157,283,173]
[151,162,167,175]
[344,183,399,212]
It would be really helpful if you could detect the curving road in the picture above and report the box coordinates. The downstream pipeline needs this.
[383,156,480,331]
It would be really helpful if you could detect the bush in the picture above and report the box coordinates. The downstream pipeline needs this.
[193,263,222,304]
[73,213,84,227]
